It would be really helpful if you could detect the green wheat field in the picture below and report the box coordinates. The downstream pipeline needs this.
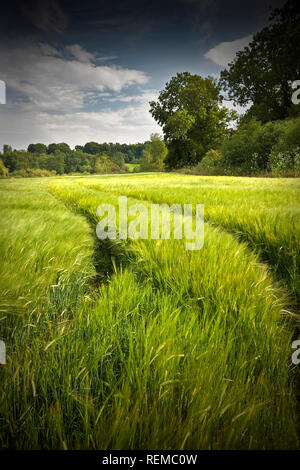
[0,173,299,449]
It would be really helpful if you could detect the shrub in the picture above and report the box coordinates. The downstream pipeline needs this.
[199,149,221,167]
[11,168,56,177]
[220,119,286,172]
[273,117,300,153]
[30,168,57,177]
[196,149,224,174]
[269,147,300,176]
[140,134,167,171]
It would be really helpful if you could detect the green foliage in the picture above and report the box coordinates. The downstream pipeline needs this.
[47,142,71,155]
[126,163,140,173]
[140,133,167,171]
[140,149,152,171]
[220,0,300,122]
[44,151,65,174]
[150,72,236,168]
[0,159,9,177]
[269,148,300,175]
[112,151,125,167]
[27,143,47,154]
[3,144,12,153]
[94,154,125,174]
[1,142,135,177]
[220,118,286,172]
[196,149,223,174]
[268,118,300,175]
[0,139,165,177]
[83,141,102,154]
[164,110,195,140]
[273,117,300,152]
[81,142,146,163]
[11,168,57,177]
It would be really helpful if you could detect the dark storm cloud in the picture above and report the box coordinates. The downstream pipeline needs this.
[21,0,69,32]
[1,0,285,41]
[0,0,287,149]
[1,0,67,34]
[0,0,219,38]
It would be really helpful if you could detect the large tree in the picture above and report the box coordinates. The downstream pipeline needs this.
[220,0,300,123]
[150,72,235,168]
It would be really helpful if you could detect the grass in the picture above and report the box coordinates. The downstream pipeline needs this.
[0,174,299,449]
[78,173,300,303]
[0,179,95,330]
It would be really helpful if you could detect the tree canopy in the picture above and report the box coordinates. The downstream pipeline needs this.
[0,140,151,176]
[220,0,300,123]
[150,72,235,168]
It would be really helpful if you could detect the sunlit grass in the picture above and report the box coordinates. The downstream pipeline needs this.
[77,173,300,302]
[0,180,95,327]
[0,175,298,449]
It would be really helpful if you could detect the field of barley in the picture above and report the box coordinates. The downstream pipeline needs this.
[0,173,299,449]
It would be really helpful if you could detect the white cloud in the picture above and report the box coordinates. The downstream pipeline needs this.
[204,34,253,67]
[0,39,160,149]
[65,44,96,63]
[64,44,117,64]
[0,96,162,148]
[96,56,118,62]
[0,41,158,148]
[0,41,149,112]
[103,90,158,104]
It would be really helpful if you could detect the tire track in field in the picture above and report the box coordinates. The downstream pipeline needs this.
[74,180,300,439]
[78,181,299,311]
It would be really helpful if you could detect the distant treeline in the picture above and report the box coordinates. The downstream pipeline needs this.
[0,141,148,177]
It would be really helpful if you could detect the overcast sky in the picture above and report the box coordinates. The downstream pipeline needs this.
[0,0,285,149]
